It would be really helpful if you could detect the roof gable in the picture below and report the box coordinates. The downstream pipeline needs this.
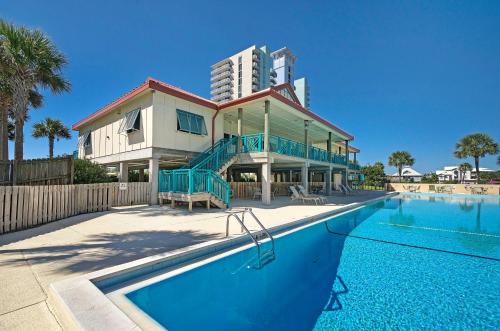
[273,83,302,105]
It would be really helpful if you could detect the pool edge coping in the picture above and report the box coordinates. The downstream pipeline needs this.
[49,192,397,330]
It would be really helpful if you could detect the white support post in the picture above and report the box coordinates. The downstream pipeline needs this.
[301,163,309,193]
[264,100,270,152]
[237,107,243,153]
[326,166,332,195]
[261,161,272,205]
[304,120,310,159]
[149,158,159,205]
[119,162,128,182]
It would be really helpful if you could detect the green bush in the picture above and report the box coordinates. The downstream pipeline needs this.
[74,159,114,184]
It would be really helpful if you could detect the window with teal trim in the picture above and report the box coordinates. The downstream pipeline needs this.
[176,109,207,135]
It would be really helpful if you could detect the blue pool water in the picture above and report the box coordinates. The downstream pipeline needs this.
[125,194,500,330]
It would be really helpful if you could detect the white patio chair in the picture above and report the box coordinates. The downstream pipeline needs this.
[289,186,320,204]
[297,185,327,204]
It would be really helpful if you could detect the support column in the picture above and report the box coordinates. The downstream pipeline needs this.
[327,132,332,163]
[264,100,270,152]
[353,152,357,164]
[301,163,309,192]
[304,120,310,159]
[149,158,159,205]
[138,168,145,182]
[237,108,243,153]
[344,140,350,186]
[261,161,272,205]
[119,162,128,182]
[289,170,293,182]
[326,166,332,195]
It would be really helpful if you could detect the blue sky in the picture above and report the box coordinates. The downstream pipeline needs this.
[2,0,499,173]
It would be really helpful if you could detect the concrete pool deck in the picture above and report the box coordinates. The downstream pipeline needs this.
[0,190,388,330]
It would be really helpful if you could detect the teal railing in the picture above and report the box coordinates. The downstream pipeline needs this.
[242,133,347,166]
[159,134,355,208]
[159,137,237,207]
[348,162,361,171]
[159,169,231,206]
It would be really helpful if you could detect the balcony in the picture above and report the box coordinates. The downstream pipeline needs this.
[252,61,258,68]
[210,70,233,82]
[270,70,277,78]
[252,69,259,77]
[241,133,348,166]
[210,78,233,89]
[211,84,232,95]
[211,63,232,75]
[270,77,277,85]
[211,92,233,102]
[252,54,260,61]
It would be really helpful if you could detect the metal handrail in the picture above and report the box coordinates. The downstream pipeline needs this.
[225,208,275,269]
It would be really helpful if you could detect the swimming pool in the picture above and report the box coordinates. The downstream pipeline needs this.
[113,193,500,330]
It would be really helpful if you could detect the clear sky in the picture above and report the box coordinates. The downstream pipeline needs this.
[2,0,499,173]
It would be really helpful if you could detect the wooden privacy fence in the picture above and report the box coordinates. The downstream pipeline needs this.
[0,157,74,186]
[0,182,152,234]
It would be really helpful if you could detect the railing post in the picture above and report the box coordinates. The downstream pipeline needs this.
[207,172,212,193]
[172,172,177,192]
[188,169,194,194]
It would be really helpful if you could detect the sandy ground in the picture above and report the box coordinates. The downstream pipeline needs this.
[0,191,387,330]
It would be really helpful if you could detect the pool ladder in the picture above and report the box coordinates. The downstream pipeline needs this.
[226,208,275,269]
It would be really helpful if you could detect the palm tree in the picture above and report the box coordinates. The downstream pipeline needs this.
[458,162,472,183]
[388,151,415,183]
[454,133,498,184]
[0,20,70,160]
[32,118,71,158]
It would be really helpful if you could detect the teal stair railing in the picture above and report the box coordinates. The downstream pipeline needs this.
[159,137,238,207]
[159,133,355,208]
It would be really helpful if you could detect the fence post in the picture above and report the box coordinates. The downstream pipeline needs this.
[70,157,75,184]
[12,160,17,186]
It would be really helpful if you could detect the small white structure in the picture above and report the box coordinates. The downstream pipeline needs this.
[436,165,495,183]
[389,167,423,182]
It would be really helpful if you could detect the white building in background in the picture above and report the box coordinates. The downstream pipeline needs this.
[389,167,423,182]
[210,45,311,108]
[210,45,275,102]
[435,165,495,182]
[294,77,310,109]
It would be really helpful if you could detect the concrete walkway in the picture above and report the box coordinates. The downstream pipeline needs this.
[0,191,387,330]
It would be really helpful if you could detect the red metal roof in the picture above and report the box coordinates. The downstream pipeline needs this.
[73,78,355,141]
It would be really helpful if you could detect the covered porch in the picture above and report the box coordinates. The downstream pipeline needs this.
[219,86,361,204]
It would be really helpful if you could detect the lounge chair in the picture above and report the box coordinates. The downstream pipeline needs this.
[297,185,327,204]
[339,184,352,195]
[271,187,279,200]
[289,186,321,205]
[253,188,262,200]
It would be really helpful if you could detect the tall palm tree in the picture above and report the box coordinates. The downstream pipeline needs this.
[454,133,498,184]
[0,20,70,160]
[32,118,71,158]
[388,151,415,183]
[458,162,472,183]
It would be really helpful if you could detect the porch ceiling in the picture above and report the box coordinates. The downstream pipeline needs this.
[221,98,349,145]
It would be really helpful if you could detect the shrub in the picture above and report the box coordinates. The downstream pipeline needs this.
[74,159,114,184]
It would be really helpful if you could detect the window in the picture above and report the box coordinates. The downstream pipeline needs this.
[118,108,141,133]
[238,56,242,98]
[78,131,91,147]
[176,109,207,135]
[78,131,92,153]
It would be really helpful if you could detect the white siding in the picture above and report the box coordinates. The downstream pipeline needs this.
[77,92,154,159]
[152,91,223,152]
